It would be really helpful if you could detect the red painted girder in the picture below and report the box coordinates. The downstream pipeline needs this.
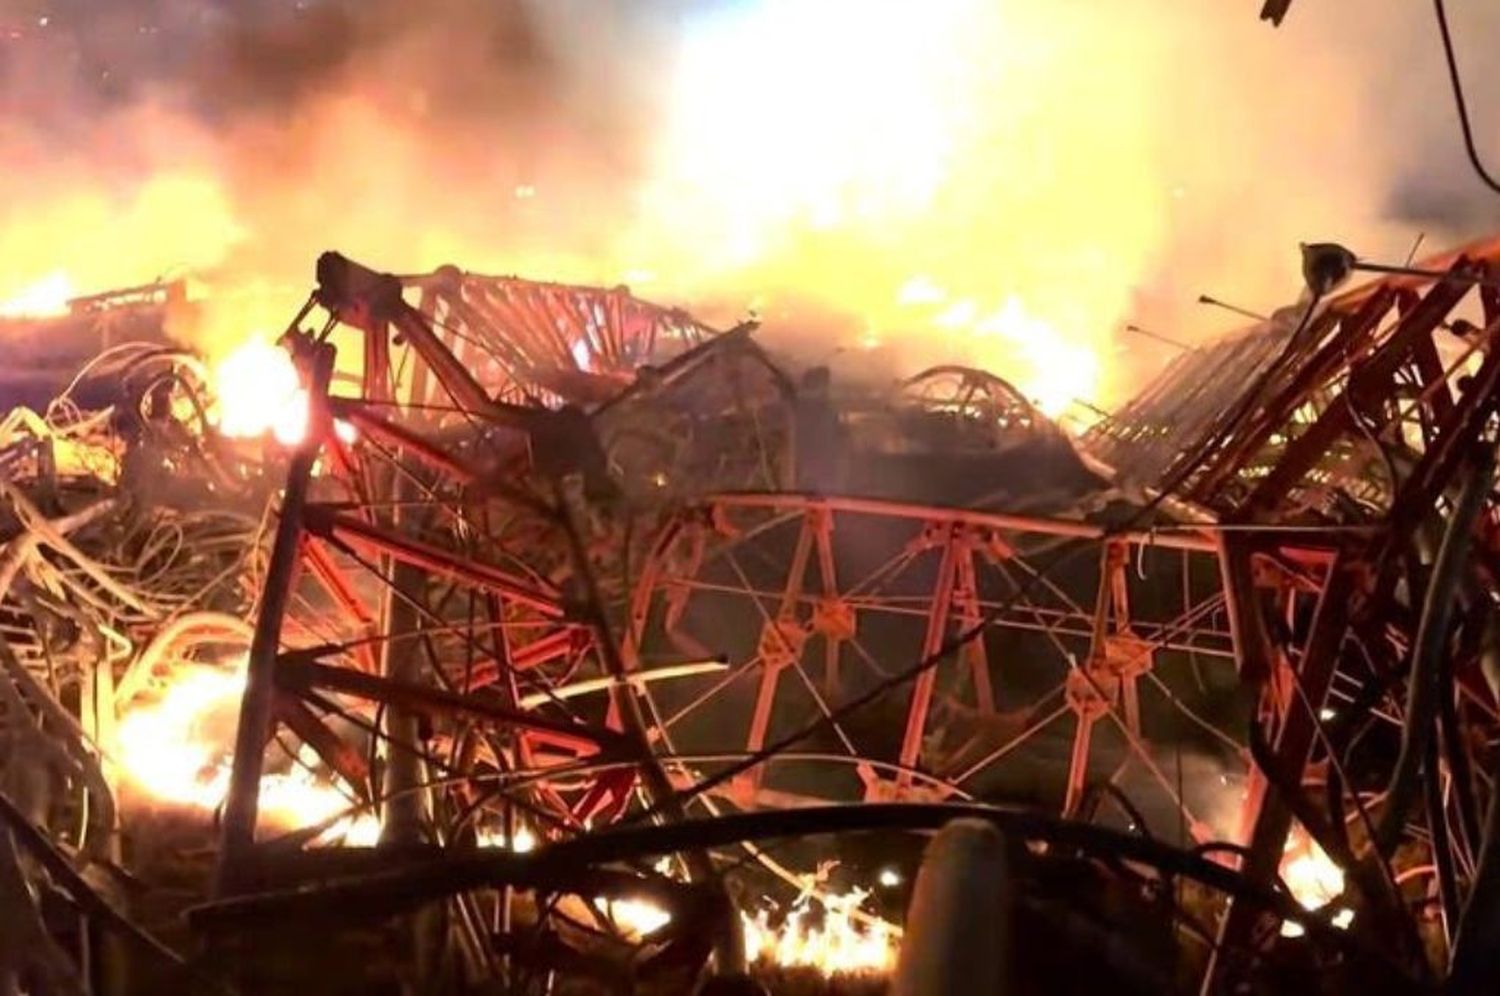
[304,507,565,617]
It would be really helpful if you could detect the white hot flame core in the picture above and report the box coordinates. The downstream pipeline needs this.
[213,340,308,444]
[594,896,674,937]
[0,271,74,318]
[210,339,355,445]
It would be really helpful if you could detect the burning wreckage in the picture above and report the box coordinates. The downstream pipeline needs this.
[3,239,1500,995]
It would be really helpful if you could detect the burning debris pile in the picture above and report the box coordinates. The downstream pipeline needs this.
[0,240,1498,996]
[0,333,269,989]
[0,259,922,994]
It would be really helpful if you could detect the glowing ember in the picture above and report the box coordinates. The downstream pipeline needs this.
[117,659,376,844]
[742,889,897,976]
[0,271,73,318]
[594,896,673,937]
[1278,829,1349,938]
[476,825,537,852]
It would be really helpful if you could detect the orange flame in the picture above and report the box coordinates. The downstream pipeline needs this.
[574,887,898,975]
[1278,828,1352,937]
[116,658,377,845]
[742,889,897,975]
[896,279,1102,418]
[209,338,355,446]
[117,658,899,971]
[212,339,309,444]
[0,271,73,319]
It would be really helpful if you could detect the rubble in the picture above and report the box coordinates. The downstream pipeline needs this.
[1,241,1497,993]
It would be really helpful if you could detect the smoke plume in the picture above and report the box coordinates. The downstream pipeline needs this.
[0,0,1497,409]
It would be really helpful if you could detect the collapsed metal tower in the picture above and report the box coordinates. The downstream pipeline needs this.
[6,237,1500,994]
[179,237,1500,991]
[1090,235,1500,990]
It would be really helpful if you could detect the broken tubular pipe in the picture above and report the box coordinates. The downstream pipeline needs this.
[892,818,1010,996]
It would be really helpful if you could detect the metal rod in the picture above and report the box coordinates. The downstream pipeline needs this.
[1124,323,1195,352]
[1354,260,1500,290]
[1196,294,1268,322]
[216,339,335,894]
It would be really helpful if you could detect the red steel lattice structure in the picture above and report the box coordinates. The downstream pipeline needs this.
[1092,235,1500,987]
[209,238,1500,991]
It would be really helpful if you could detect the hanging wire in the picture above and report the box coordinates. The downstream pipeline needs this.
[1434,0,1500,195]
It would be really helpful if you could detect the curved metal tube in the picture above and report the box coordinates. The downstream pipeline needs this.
[112,611,253,707]
[1375,447,1495,855]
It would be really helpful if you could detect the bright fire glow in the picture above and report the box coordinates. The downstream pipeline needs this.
[117,659,378,844]
[1278,829,1349,938]
[118,658,897,971]
[209,339,355,445]
[213,340,309,444]
[0,271,73,318]
[575,886,897,976]
[595,896,674,937]
[647,0,961,261]
[898,281,1101,418]
[637,0,1150,410]
[742,889,897,976]
[0,0,1405,427]
[477,825,537,853]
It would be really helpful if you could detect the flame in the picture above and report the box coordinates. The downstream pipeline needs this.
[570,886,897,975]
[118,658,897,971]
[212,339,309,444]
[0,0,1427,418]
[742,889,897,976]
[117,659,377,844]
[476,825,537,853]
[637,0,1140,407]
[1278,828,1350,938]
[115,657,547,850]
[900,283,1102,417]
[0,271,73,318]
[208,339,355,446]
[595,896,674,937]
